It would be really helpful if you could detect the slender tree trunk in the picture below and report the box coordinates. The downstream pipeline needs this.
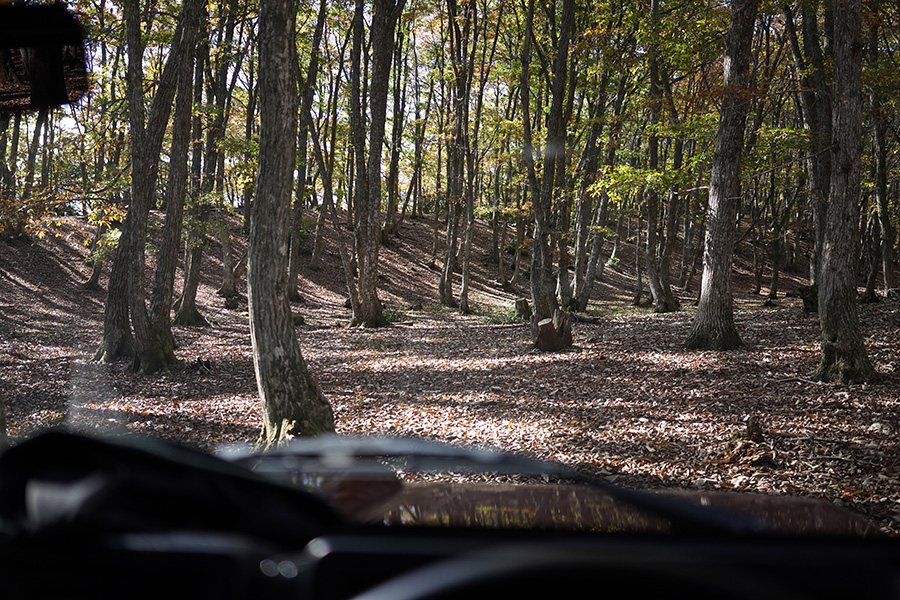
[633,210,644,306]
[309,40,349,272]
[522,0,571,319]
[458,185,475,314]
[782,1,831,285]
[860,216,880,303]
[685,0,759,350]
[0,115,9,191]
[571,92,605,311]
[440,0,474,309]
[439,200,460,306]
[21,108,47,204]
[84,223,106,290]
[869,24,895,293]
[459,0,497,314]
[174,32,211,327]
[242,52,256,234]
[0,394,6,450]
[308,194,328,270]
[4,114,20,200]
[216,210,240,299]
[174,48,208,328]
[174,235,209,326]
[521,0,551,318]
[643,0,678,314]
[252,0,335,448]
[768,237,781,300]
[814,0,873,383]
[382,23,406,240]
[148,29,197,362]
[348,0,405,327]
[289,0,327,300]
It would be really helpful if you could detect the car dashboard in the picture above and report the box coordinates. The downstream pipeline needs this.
[0,431,898,599]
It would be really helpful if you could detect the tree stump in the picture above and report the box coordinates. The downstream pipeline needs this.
[798,284,817,313]
[553,309,574,347]
[515,298,532,321]
[530,309,574,352]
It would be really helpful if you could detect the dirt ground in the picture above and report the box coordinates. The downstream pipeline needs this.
[1,213,898,534]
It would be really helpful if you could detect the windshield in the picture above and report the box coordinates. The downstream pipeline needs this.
[1,0,898,542]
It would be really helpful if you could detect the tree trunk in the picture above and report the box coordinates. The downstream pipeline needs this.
[459,0,496,314]
[685,0,758,350]
[241,52,256,234]
[21,108,47,204]
[440,0,474,310]
[814,0,873,383]
[768,237,781,300]
[382,23,406,241]
[869,24,895,293]
[148,30,197,364]
[95,0,202,370]
[3,114,20,201]
[348,0,405,327]
[216,210,240,299]
[0,393,6,450]
[174,240,209,327]
[308,195,328,271]
[288,0,327,300]
[252,0,335,448]
[860,216,880,304]
[174,30,212,328]
[643,2,679,314]
[0,115,9,192]
[632,211,644,306]
[530,309,574,352]
[782,1,831,286]
[572,89,607,312]
[439,200,460,307]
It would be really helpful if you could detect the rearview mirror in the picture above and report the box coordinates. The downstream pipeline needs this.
[0,4,89,112]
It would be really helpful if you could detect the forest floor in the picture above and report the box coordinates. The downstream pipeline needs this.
[1,213,899,535]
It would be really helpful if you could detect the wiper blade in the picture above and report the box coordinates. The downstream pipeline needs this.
[220,434,561,476]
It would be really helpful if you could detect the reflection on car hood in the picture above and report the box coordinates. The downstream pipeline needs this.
[367,482,880,537]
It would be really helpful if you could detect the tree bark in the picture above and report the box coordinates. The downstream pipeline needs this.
[685,0,758,350]
[251,0,335,448]
[94,0,202,370]
[644,2,669,314]
[814,0,873,383]
[288,0,327,300]
[781,1,831,285]
[571,91,606,312]
[459,0,498,314]
[21,108,47,204]
[173,240,209,327]
[440,0,474,309]
[348,0,405,327]
[869,23,895,293]
[148,25,197,362]
[530,309,573,352]
[521,0,562,320]
[0,393,6,450]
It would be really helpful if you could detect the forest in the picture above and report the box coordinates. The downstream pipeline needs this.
[0,0,899,532]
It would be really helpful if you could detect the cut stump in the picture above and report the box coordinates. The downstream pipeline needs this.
[530,309,574,352]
